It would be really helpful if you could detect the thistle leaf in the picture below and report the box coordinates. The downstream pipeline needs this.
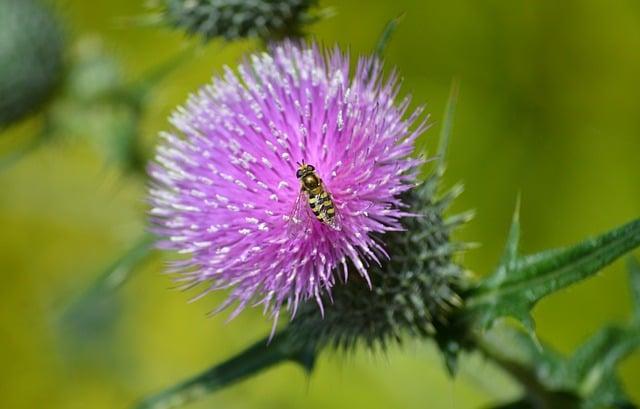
[477,256,640,409]
[484,196,521,288]
[133,331,315,409]
[466,218,640,333]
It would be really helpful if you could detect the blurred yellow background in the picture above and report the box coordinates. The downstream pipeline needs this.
[1,0,639,408]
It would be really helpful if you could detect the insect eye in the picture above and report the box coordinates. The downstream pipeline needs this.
[296,170,303,178]
[308,165,315,171]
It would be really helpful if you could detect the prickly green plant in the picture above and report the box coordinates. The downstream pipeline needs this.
[133,76,640,409]
[161,0,321,41]
[0,0,64,128]
[133,70,471,409]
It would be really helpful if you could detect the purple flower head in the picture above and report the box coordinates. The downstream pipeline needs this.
[149,41,427,325]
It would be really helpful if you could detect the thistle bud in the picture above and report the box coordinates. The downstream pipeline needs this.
[161,0,319,41]
[0,0,64,128]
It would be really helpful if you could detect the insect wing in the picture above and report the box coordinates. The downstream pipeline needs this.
[286,189,309,238]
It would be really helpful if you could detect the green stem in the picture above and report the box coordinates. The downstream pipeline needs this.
[133,330,316,409]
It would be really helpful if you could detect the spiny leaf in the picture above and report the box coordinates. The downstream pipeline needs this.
[472,198,537,338]
[475,257,640,409]
[466,218,640,333]
[482,197,521,289]
[133,330,315,409]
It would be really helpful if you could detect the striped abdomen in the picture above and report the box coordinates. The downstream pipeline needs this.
[306,186,336,225]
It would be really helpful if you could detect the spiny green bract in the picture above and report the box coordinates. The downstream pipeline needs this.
[162,0,318,41]
[0,0,64,128]
[290,172,471,351]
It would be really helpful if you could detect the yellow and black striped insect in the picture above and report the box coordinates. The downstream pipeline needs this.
[288,161,340,233]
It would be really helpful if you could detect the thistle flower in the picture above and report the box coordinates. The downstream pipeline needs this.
[149,41,427,323]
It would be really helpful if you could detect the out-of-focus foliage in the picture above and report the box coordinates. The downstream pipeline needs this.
[1,1,639,409]
[482,258,640,408]
[0,0,64,127]
[58,234,155,350]
[44,37,188,172]
[44,37,144,170]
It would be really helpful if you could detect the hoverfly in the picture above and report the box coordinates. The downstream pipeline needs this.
[288,161,340,235]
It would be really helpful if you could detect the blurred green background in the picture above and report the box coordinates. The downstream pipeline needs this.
[1,0,639,408]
